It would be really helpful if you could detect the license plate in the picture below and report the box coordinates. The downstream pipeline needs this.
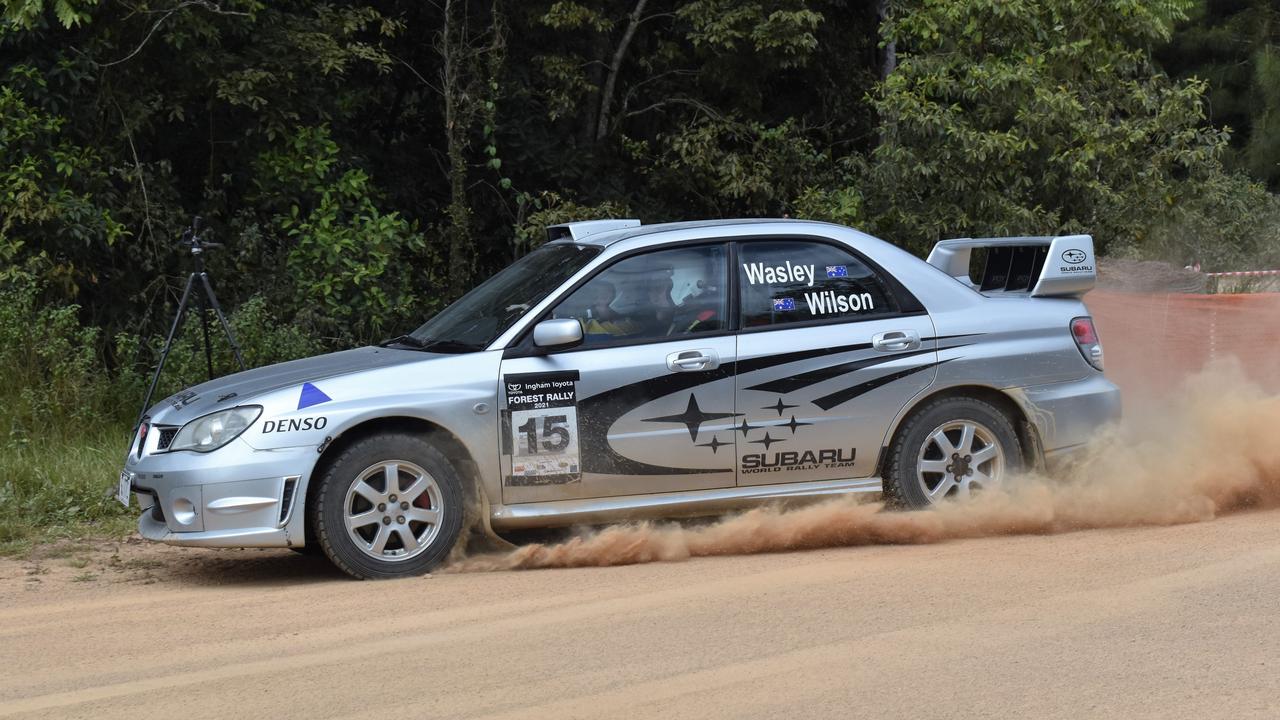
[117,470,131,508]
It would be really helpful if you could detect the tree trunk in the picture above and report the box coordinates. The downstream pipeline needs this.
[441,0,472,298]
[595,0,649,142]
[877,0,897,80]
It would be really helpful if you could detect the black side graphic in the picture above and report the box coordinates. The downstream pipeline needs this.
[745,346,939,395]
[696,435,728,454]
[777,415,812,434]
[749,432,784,450]
[763,398,798,416]
[642,394,740,442]
[578,367,734,476]
[811,359,954,411]
[734,341,872,375]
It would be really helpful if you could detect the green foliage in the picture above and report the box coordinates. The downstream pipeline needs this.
[679,0,824,65]
[0,65,127,298]
[256,126,428,343]
[649,117,827,216]
[1160,0,1280,189]
[1,0,97,30]
[862,0,1266,262]
[0,267,132,443]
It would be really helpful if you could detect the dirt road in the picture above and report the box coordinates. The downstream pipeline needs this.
[2,508,1278,719]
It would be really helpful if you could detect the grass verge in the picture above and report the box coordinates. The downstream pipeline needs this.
[0,426,136,556]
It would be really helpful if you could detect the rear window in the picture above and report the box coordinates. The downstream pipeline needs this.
[738,241,901,328]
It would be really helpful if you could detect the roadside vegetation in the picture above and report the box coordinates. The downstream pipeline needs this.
[1,0,1278,550]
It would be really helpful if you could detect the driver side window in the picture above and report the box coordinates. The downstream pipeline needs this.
[551,245,727,348]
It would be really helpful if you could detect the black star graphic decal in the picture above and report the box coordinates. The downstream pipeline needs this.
[735,418,759,437]
[763,398,799,417]
[696,435,727,454]
[779,415,813,434]
[749,432,783,450]
[643,394,739,442]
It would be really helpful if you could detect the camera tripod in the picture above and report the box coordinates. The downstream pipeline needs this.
[135,217,246,426]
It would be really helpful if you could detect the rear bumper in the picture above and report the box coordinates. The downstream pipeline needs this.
[1010,373,1122,457]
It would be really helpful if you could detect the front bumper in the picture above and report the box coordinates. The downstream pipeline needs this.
[122,437,317,548]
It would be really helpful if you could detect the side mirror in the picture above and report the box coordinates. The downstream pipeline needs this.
[532,318,583,349]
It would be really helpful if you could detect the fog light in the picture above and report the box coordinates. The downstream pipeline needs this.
[171,495,199,526]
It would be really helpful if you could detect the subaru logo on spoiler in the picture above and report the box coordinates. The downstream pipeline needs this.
[1062,249,1087,264]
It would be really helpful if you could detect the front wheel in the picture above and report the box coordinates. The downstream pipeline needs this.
[310,433,465,579]
[884,396,1023,509]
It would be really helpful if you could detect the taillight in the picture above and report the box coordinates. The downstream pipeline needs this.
[1070,317,1104,370]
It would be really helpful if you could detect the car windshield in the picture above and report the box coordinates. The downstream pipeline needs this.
[407,243,600,351]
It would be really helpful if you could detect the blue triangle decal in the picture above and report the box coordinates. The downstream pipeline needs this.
[297,382,332,410]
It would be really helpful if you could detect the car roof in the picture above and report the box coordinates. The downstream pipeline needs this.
[549,218,850,247]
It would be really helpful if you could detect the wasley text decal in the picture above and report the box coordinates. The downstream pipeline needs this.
[743,261,815,287]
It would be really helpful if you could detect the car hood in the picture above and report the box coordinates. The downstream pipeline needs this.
[146,346,432,426]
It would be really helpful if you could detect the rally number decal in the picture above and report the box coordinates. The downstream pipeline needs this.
[504,371,581,485]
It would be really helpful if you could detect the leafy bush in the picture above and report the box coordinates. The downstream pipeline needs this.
[0,268,128,440]
[255,126,431,345]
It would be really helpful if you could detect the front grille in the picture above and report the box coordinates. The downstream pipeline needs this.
[156,428,179,450]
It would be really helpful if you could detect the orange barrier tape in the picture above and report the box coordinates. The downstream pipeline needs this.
[1087,290,1280,400]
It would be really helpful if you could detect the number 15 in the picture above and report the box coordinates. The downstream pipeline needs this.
[517,414,570,454]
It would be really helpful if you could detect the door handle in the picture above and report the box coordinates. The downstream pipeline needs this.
[667,349,719,372]
[871,330,921,352]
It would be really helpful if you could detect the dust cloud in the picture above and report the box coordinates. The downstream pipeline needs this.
[453,360,1280,572]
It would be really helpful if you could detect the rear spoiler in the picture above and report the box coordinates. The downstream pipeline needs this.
[926,234,1096,298]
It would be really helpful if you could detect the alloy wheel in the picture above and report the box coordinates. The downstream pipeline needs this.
[342,460,443,561]
[915,419,1005,503]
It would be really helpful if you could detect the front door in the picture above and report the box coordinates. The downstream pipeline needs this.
[732,239,938,486]
[500,243,737,504]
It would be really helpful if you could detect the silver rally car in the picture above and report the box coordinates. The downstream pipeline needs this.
[120,219,1119,578]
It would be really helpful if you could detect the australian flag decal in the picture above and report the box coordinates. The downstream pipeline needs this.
[773,297,796,311]
[826,265,848,278]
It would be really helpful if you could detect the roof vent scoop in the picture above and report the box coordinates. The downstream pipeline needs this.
[546,219,641,243]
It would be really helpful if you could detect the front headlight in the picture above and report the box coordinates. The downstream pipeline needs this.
[169,406,262,453]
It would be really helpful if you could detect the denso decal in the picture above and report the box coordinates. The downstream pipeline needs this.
[261,416,328,433]
[742,261,815,286]
[802,290,875,315]
[740,447,856,474]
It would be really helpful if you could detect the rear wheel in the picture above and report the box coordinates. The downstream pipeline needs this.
[310,433,465,579]
[884,396,1023,509]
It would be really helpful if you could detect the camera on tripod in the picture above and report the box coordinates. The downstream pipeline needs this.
[135,216,246,427]
[178,215,222,253]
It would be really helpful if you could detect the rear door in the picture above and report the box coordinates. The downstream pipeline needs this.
[499,242,738,504]
[733,239,937,485]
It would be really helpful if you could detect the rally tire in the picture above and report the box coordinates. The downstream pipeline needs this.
[310,433,465,580]
[884,396,1023,510]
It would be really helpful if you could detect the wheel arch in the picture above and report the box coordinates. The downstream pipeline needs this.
[878,384,1044,478]
[301,415,489,547]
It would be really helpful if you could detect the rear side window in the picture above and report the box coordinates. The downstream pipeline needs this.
[738,241,900,328]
